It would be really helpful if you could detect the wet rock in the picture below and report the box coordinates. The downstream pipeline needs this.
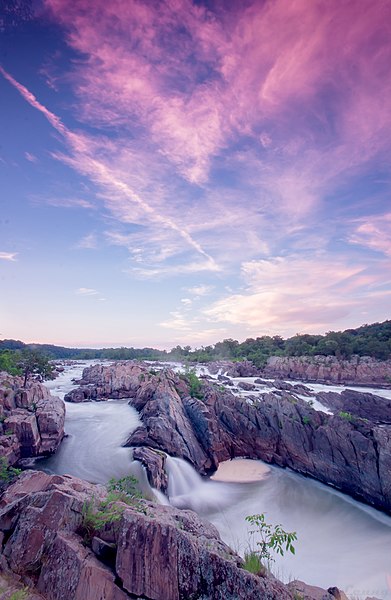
[237,381,256,391]
[132,446,168,491]
[317,389,391,423]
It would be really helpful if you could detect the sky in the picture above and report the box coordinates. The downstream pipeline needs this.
[0,0,390,349]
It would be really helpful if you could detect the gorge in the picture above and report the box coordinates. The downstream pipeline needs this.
[1,359,391,599]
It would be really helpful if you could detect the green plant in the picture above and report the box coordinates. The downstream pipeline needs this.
[0,457,21,485]
[338,411,354,422]
[302,416,311,425]
[81,497,124,543]
[182,368,203,400]
[243,551,265,576]
[107,475,143,501]
[245,513,297,564]
[8,588,29,600]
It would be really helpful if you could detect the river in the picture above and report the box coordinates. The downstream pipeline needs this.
[38,362,391,600]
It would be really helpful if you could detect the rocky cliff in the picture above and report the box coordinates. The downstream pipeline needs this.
[0,372,65,465]
[262,355,391,386]
[0,470,294,600]
[66,362,391,514]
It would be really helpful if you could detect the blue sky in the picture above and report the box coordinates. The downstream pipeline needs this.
[0,0,390,348]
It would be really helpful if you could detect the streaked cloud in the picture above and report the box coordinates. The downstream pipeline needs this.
[349,213,391,257]
[0,252,18,262]
[25,152,37,163]
[1,0,391,346]
[75,287,99,296]
[204,255,389,336]
[75,233,98,250]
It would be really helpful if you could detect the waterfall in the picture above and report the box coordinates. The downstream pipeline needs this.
[165,455,242,514]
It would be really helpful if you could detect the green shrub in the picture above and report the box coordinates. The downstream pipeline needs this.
[0,456,21,484]
[245,513,297,565]
[107,475,143,502]
[81,497,124,543]
[302,416,311,425]
[182,368,203,400]
[338,411,354,422]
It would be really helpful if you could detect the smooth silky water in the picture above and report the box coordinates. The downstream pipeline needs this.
[39,363,391,599]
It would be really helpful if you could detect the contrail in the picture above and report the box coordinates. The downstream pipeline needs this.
[0,66,218,267]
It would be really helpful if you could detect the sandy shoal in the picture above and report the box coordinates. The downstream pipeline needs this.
[210,459,271,483]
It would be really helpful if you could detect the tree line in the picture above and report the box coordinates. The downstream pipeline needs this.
[1,320,390,372]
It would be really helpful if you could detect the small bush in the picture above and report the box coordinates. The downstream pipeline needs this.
[338,411,354,422]
[0,457,21,484]
[107,475,143,502]
[182,368,203,400]
[302,416,311,425]
[81,497,124,543]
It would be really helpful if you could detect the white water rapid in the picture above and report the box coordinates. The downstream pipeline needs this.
[40,362,391,599]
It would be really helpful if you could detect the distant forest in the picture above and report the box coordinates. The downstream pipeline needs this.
[1,321,390,369]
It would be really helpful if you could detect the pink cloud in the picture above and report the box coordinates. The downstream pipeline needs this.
[204,254,390,335]
[349,213,391,257]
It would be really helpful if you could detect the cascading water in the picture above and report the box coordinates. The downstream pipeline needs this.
[165,455,243,513]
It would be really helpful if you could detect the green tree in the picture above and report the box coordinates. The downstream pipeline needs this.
[17,349,54,387]
[0,349,21,375]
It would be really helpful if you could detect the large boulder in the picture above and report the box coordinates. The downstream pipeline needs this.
[0,372,65,463]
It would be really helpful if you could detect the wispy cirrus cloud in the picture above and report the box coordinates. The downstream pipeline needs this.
[75,287,99,296]
[349,213,391,257]
[204,254,390,336]
[2,0,391,344]
[74,233,98,250]
[0,252,18,262]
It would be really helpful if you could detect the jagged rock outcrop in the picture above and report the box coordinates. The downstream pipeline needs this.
[0,471,294,600]
[64,362,146,402]
[262,355,391,386]
[69,362,391,514]
[0,372,65,465]
[317,389,391,423]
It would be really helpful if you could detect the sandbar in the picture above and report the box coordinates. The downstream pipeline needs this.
[210,458,271,483]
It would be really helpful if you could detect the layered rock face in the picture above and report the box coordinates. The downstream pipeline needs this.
[0,471,293,600]
[64,362,146,402]
[0,372,65,465]
[262,355,391,386]
[68,362,391,514]
[317,389,391,424]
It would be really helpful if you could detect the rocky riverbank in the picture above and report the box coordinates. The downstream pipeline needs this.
[262,355,391,387]
[65,361,391,514]
[0,470,294,600]
[0,372,65,466]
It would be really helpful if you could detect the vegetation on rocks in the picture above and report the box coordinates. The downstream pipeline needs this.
[80,475,146,543]
[0,457,21,486]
